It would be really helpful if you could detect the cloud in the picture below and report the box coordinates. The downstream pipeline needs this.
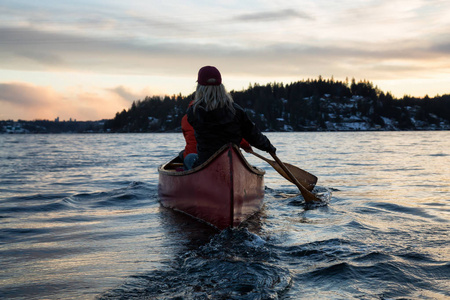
[0,82,131,120]
[107,86,155,102]
[232,8,314,22]
[2,24,447,77]
[108,86,141,101]
[431,41,450,54]
[17,50,64,66]
[0,82,57,106]
[1,0,449,106]
[2,23,449,96]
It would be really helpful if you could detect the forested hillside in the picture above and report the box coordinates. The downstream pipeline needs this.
[104,77,450,132]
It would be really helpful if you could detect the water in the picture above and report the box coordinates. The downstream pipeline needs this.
[0,132,449,299]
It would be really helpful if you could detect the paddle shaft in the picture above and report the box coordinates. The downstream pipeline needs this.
[250,150,275,164]
[270,153,320,203]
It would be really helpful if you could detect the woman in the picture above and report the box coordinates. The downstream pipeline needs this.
[186,66,276,169]
[181,102,253,170]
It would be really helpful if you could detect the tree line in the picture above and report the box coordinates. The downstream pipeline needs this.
[104,77,449,132]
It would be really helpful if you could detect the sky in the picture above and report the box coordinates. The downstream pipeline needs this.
[1,0,449,121]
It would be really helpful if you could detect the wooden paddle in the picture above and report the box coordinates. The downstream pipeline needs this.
[249,150,317,191]
[269,152,320,203]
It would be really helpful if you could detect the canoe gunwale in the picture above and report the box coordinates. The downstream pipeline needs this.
[158,144,265,176]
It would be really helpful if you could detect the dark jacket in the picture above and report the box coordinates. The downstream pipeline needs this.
[187,103,275,166]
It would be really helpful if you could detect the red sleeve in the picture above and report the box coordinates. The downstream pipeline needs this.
[181,114,197,158]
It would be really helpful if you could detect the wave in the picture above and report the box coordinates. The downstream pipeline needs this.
[99,228,292,300]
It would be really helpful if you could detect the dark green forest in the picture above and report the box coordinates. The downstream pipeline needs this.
[2,77,449,134]
[104,77,450,132]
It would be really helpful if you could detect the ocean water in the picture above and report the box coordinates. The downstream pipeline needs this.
[0,132,449,299]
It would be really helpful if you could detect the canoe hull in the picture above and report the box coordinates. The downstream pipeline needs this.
[158,145,265,230]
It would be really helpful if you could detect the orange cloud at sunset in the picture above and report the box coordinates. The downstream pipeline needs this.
[0,82,138,121]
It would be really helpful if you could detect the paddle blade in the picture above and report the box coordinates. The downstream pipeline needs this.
[268,160,317,192]
[270,153,321,203]
[249,150,317,191]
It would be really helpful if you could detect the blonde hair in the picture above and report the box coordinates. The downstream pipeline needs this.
[192,84,235,114]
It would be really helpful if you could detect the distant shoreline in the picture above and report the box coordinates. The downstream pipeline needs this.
[2,128,449,134]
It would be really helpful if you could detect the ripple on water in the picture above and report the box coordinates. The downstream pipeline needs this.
[99,228,292,299]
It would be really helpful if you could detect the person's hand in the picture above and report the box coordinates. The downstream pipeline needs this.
[239,139,251,153]
[268,145,276,154]
[241,144,253,153]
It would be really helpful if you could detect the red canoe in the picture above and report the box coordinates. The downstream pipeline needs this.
[158,144,265,230]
